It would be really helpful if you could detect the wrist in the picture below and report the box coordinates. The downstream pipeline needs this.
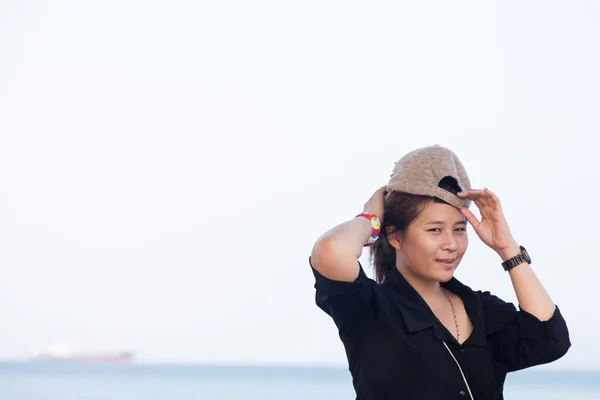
[355,212,381,246]
[363,208,382,220]
[496,241,521,261]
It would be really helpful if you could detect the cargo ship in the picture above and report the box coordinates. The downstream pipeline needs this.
[31,350,135,364]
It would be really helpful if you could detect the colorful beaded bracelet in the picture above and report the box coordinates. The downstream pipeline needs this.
[355,212,381,246]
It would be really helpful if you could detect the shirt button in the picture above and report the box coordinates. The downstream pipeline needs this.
[460,390,466,396]
[460,348,466,353]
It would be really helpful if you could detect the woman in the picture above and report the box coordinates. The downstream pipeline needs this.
[309,145,570,399]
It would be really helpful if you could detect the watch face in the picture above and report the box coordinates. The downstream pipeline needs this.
[520,246,531,263]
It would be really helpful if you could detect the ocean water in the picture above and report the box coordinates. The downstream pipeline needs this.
[0,362,598,399]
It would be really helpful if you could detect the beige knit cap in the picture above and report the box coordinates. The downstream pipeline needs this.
[386,144,472,209]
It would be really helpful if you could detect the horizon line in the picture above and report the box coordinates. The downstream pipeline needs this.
[0,359,598,373]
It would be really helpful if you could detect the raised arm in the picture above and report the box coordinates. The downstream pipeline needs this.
[310,186,386,282]
[459,188,556,320]
[459,188,570,369]
[497,244,555,320]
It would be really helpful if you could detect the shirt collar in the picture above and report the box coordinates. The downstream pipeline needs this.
[382,267,487,347]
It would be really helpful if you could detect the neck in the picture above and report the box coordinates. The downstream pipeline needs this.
[396,264,444,301]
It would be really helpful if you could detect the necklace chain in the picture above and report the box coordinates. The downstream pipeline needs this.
[442,288,460,343]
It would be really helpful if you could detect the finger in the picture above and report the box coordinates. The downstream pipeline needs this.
[460,207,480,229]
[458,189,486,198]
[473,188,500,208]
[483,188,502,207]
[473,188,502,211]
[459,189,492,208]
[373,186,387,197]
[459,189,499,213]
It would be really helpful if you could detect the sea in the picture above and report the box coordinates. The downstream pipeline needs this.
[0,362,598,399]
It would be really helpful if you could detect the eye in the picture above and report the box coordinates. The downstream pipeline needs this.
[455,227,466,232]
[427,228,442,232]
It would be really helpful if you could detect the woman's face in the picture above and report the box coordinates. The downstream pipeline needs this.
[395,201,468,283]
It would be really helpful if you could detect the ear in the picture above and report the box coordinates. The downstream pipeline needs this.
[386,227,403,251]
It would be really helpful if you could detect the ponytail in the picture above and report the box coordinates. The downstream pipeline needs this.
[369,227,397,284]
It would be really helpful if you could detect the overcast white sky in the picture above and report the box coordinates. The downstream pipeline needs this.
[1,1,599,370]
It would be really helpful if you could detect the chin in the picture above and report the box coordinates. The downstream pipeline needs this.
[434,270,455,283]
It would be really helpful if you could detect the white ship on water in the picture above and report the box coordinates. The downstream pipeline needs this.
[29,343,135,364]
[32,351,135,364]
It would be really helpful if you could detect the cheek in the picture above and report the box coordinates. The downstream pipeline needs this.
[458,234,469,253]
[412,236,441,255]
[402,237,429,259]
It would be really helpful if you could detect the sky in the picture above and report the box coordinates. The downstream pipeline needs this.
[0,1,599,370]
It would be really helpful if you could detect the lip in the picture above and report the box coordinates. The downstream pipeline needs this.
[436,259,456,268]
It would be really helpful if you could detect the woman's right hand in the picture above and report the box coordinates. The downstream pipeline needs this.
[363,186,387,222]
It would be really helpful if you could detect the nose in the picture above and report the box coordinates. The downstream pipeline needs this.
[441,232,459,251]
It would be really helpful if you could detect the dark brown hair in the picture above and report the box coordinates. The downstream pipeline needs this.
[369,177,462,283]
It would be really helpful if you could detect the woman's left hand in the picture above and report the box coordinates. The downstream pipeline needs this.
[458,188,518,255]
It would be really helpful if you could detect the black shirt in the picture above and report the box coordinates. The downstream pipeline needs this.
[310,257,571,399]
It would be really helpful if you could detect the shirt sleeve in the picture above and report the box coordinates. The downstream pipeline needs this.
[476,291,571,372]
[310,256,377,346]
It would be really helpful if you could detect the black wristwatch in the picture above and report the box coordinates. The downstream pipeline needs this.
[501,246,531,271]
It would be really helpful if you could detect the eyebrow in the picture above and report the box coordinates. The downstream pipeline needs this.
[426,220,467,225]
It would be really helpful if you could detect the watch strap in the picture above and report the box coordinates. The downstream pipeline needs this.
[501,246,531,271]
